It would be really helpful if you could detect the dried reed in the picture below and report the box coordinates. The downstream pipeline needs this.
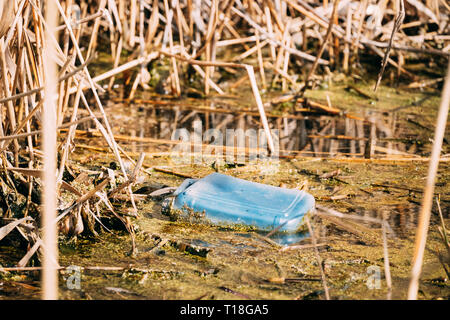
[408,60,450,300]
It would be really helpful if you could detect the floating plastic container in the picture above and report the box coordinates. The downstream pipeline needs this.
[164,173,315,232]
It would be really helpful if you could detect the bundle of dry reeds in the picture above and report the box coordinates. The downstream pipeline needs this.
[0,0,141,278]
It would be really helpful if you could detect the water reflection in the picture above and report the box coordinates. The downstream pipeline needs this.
[89,95,432,159]
[73,94,447,235]
[269,231,310,246]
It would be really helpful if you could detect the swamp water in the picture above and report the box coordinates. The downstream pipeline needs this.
[1,80,449,300]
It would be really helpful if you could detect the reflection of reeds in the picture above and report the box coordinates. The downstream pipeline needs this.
[305,216,330,300]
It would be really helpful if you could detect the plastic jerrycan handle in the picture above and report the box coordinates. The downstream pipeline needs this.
[173,178,199,196]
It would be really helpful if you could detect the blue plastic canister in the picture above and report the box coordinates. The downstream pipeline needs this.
[167,173,315,232]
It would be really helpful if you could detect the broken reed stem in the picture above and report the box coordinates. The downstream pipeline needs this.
[305,216,330,300]
[42,1,59,300]
[76,178,111,205]
[408,60,450,300]
[374,0,405,91]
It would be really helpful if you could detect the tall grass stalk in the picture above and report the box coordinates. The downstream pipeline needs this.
[408,60,450,300]
[42,0,59,300]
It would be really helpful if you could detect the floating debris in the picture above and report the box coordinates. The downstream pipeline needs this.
[163,173,315,233]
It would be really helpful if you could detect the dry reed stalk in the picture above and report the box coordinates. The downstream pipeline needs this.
[138,0,145,82]
[286,0,338,36]
[0,40,20,165]
[265,61,297,89]
[128,73,141,100]
[332,3,340,67]
[71,52,159,93]
[145,0,159,45]
[56,86,82,184]
[55,9,104,33]
[281,37,291,92]
[343,5,352,73]
[50,0,138,214]
[231,6,327,64]
[245,65,275,154]
[264,5,276,61]
[108,153,145,198]
[280,243,328,252]
[273,19,288,79]
[210,31,218,88]
[1,56,89,104]
[375,0,405,91]
[232,39,269,62]
[435,197,449,254]
[76,177,111,205]
[0,0,15,38]
[175,0,186,54]
[0,116,93,142]
[163,0,181,96]
[223,20,251,51]
[216,35,257,47]
[382,215,392,299]
[107,3,124,89]
[177,50,225,94]
[41,0,59,300]
[129,0,137,46]
[305,216,330,300]
[204,0,218,95]
[408,60,450,300]
[190,0,232,60]
[5,0,27,46]
[267,0,285,33]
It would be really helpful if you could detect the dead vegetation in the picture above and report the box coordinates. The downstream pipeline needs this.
[0,0,449,300]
